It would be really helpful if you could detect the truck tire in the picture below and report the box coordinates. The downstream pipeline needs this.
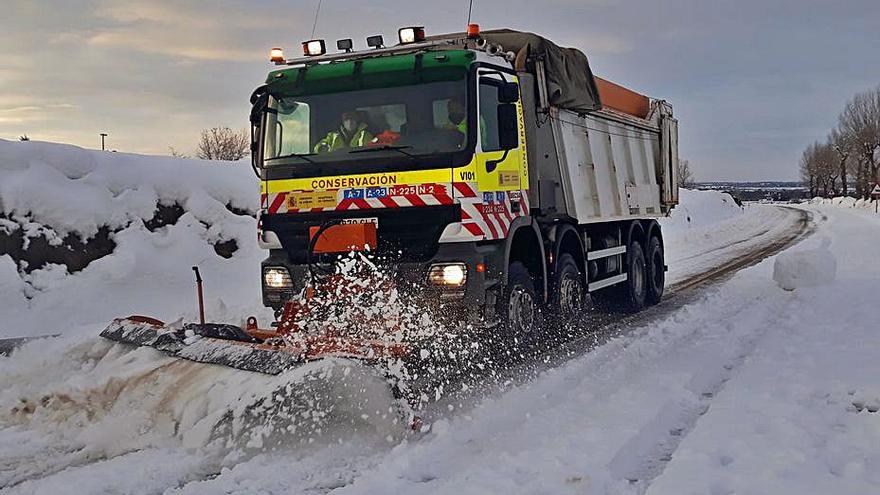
[591,241,647,313]
[645,235,665,305]
[551,253,584,329]
[501,261,543,342]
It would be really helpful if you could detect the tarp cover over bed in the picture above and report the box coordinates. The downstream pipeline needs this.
[430,29,601,113]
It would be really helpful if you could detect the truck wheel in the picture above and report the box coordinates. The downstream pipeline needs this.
[645,236,665,305]
[502,261,542,341]
[551,253,584,328]
[591,241,647,313]
[623,240,648,311]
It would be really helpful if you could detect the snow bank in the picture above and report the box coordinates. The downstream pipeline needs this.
[658,188,790,285]
[0,139,256,237]
[0,139,268,338]
[809,196,879,211]
[773,238,837,291]
[660,188,744,237]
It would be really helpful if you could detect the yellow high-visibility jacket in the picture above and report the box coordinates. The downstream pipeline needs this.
[314,123,373,153]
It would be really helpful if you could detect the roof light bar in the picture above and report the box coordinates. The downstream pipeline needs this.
[336,38,353,52]
[398,26,425,44]
[302,39,326,56]
[366,35,384,49]
[269,47,285,63]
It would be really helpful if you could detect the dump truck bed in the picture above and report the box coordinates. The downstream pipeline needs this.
[549,98,678,223]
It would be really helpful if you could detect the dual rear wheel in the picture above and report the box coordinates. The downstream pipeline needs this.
[592,235,664,312]
[500,234,665,339]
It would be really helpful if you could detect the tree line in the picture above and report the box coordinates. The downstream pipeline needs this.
[801,85,880,198]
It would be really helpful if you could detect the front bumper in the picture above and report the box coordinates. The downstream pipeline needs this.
[261,241,504,324]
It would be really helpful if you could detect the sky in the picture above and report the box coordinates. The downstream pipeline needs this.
[1,0,878,181]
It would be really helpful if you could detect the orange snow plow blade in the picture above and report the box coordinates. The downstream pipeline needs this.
[99,270,411,376]
[99,311,410,376]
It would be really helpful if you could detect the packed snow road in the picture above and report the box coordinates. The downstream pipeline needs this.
[0,200,834,495]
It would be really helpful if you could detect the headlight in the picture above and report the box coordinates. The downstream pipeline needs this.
[427,263,467,287]
[263,267,292,289]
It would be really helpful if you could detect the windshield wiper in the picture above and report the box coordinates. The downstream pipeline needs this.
[266,152,317,164]
[349,145,414,157]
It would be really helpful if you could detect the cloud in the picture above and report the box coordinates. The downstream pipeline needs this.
[2,0,879,178]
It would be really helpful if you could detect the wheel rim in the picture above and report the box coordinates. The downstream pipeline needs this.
[508,286,535,334]
[632,255,645,297]
[652,250,664,289]
[559,275,581,316]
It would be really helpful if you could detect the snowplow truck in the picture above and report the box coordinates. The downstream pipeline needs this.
[253,28,678,333]
[101,27,678,419]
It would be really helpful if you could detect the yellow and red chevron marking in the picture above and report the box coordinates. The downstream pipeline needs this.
[453,182,530,241]
[264,183,453,214]
[261,181,530,242]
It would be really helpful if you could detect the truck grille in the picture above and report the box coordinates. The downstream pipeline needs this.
[261,205,461,263]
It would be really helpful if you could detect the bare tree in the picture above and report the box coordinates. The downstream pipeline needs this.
[800,143,819,197]
[168,146,189,158]
[676,158,695,188]
[829,127,855,196]
[816,142,838,196]
[196,127,249,161]
[838,86,880,197]
[802,141,841,198]
[19,134,29,141]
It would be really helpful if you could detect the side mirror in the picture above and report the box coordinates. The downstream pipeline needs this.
[497,103,518,150]
[250,93,269,126]
[249,86,269,177]
[499,82,519,104]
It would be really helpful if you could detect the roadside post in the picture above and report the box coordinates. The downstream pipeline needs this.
[871,184,880,213]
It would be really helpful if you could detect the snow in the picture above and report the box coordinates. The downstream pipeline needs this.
[772,237,837,291]
[0,138,270,339]
[2,140,879,493]
[661,188,745,236]
[659,189,797,285]
[649,206,880,494]
[809,195,879,211]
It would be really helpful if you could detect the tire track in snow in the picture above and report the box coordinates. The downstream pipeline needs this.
[441,206,815,494]
[314,208,815,495]
[607,306,784,491]
[601,208,815,492]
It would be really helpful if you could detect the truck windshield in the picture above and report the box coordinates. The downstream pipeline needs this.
[262,80,468,167]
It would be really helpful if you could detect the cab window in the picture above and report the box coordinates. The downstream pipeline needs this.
[478,79,503,152]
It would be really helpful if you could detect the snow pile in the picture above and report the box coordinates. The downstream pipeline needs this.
[0,139,256,237]
[773,237,837,291]
[0,138,267,338]
[809,196,879,210]
[660,188,744,237]
[0,337,405,489]
[659,188,793,285]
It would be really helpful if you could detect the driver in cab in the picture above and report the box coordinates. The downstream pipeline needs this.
[314,111,374,153]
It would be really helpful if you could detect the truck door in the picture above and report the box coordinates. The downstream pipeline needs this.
[475,71,529,201]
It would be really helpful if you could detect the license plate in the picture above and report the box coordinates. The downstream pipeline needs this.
[340,217,378,227]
